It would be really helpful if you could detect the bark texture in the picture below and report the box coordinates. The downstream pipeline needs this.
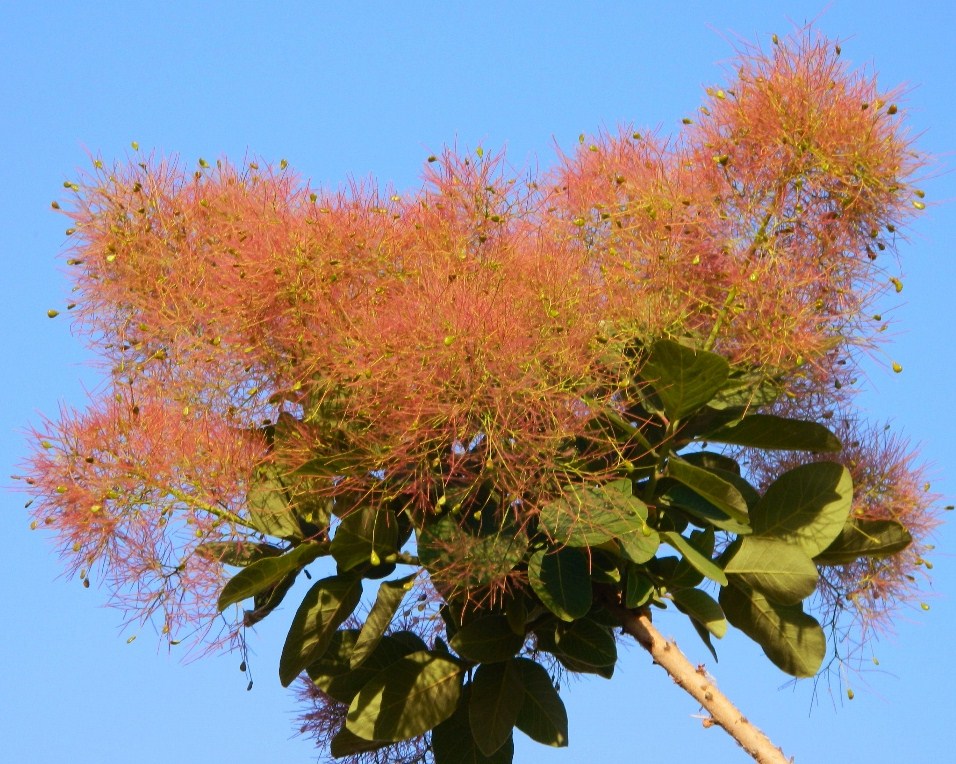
[617,607,791,764]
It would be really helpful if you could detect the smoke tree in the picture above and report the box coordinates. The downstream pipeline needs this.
[21,30,941,763]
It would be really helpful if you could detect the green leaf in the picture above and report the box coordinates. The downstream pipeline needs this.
[538,479,658,563]
[241,569,299,627]
[815,519,913,565]
[724,537,818,605]
[280,574,363,686]
[639,339,730,420]
[752,462,853,557]
[306,629,357,694]
[451,615,526,663]
[197,540,283,567]
[350,574,415,669]
[513,658,568,747]
[418,516,528,590]
[433,686,515,764]
[720,585,826,677]
[217,542,326,611]
[672,588,727,638]
[704,414,842,452]
[246,465,302,539]
[624,567,655,608]
[528,548,592,622]
[554,618,617,672]
[331,505,399,571]
[657,482,752,534]
[313,631,427,703]
[666,457,749,522]
[329,727,391,758]
[504,593,529,636]
[346,650,462,743]
[688,618,720,662]
[661,531,728,586]
[469,662,524,756]
[680,450,741,475]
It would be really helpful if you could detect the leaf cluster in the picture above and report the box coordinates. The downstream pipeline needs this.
[211,340,911,762]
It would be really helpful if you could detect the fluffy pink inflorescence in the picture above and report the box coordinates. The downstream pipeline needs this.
[553,32,923,376]
[24,381,266,646]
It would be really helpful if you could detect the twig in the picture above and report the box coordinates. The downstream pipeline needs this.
[614,606,791,764]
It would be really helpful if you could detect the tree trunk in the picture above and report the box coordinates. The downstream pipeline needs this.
[615,607,791,764]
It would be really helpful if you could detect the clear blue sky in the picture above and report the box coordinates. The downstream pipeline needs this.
[2,2,954,762]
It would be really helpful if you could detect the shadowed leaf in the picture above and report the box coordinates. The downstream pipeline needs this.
[346,650,462,743]
[280,575,362,686]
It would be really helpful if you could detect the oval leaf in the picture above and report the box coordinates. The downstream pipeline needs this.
[246,465,302,539]
[469,661,524,756]
[350,574,416,669]
[217,541,326,611]
[279,574,363,686]
[639,339,730,420]
[433,686,515,764]
[528,548,592,622]
[554,618,618,671]
[331,505,399,572]
[666,457,749,522]
[661,531,728,586]
[451,615,525,664]
[513,658,568,747]
[815,518,913,565]
[752,462,852,557]
[672,588,727,639]
[314,631,427,703]
[705,414,841,452]
[346,650,462,743]
[724,537,818,605]
[197,540,283,568]
[720,585,825,677]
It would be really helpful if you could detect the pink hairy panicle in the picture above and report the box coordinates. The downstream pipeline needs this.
[22,380,267,648]
[59,156,401,415]
[554,30,924,378]
[313,150,618,513]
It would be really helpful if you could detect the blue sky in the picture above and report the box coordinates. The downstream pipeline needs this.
[2,2,954,761]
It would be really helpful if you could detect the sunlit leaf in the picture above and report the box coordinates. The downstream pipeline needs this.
[350,573,415,669]
[217,542,327,611]
[752,462,852,556]
[815,519,913,565]
[661,531,728,586]
[720,585,825,677]
[666,456,749,522]
[672,587,727,638]
[724,537,818,605]
[346,650,462,742]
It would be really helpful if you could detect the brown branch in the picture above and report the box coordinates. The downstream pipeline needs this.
[615,606,791,764]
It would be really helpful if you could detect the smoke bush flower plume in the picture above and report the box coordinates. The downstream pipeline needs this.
[20,28,941,764]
